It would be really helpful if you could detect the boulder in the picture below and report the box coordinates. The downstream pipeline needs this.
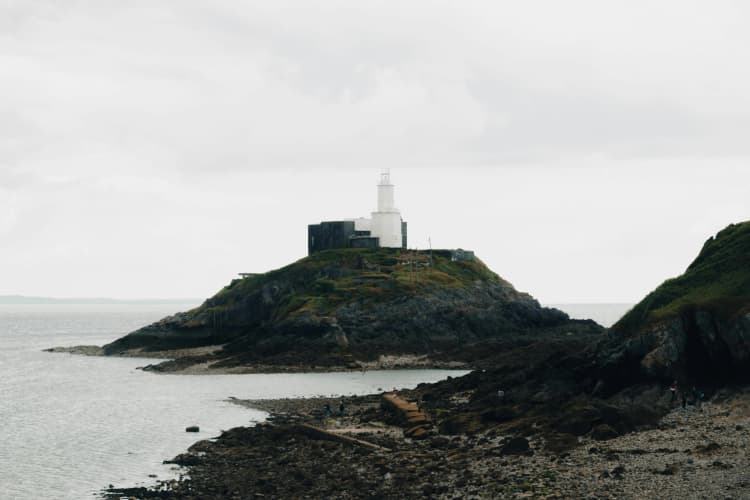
[500,436,532,456]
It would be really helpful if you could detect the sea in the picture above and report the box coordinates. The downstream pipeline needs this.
[547,303,633,329]
[0,302,630,500]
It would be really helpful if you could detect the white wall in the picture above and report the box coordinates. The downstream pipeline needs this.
[371,211,403,248]
[352,217,372,232]
[377,184,395,212]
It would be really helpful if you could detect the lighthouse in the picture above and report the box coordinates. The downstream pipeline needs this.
[307,171,407,254]
[370,170,404,248]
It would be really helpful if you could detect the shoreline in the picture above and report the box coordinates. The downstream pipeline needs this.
[44,345,472,374]
[106,387,750,499]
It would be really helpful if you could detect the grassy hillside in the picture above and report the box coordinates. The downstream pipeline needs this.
[200,248,507,323]
[614,221,750,333]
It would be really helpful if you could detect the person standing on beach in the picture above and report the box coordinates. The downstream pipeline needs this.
[339,399,345,417]
[669,381,678,403]
[324,402,332,425]
[681,390,687,409]
[325,402,332,416]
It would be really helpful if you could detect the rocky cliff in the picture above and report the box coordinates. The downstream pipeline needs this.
[598,221,750,391]
[103,248,601,371]
[408,222,750,444]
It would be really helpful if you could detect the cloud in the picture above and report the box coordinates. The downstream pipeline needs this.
[3,0,749,175]
[0,1,749,300]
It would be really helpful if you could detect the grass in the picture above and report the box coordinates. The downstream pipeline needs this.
[614,221,750,333]
[202,248,506,321]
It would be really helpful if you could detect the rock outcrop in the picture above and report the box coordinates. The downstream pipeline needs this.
[102,248,601,371]
[407,223,750,451]
[598,221,750,391]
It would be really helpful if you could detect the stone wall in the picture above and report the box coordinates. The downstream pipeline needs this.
[308,221,356,254]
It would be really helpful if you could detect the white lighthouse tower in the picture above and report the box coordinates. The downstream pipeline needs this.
[370,170,404,248]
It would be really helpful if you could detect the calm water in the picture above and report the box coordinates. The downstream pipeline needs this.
[0,304,465,500]
[548,303,633,328]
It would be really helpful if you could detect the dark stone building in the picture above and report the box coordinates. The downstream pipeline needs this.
[308,221,356,255]
[308,220,408,255]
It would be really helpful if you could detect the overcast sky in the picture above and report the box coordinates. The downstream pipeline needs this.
[1,1,749,303]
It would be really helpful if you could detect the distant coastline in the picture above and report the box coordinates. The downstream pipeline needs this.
[0,295,201,305]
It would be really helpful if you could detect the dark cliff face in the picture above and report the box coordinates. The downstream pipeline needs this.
[599,221,750,391]
[401,223,750,443]
[599,308,750,390]
[103,248,600,367]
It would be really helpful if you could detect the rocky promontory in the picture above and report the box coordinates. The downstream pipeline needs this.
[596,221,750,393]
[101,248,601,372]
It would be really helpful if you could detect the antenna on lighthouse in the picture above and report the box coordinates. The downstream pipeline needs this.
[428,236,432,267]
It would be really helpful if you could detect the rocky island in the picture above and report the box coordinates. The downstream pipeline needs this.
[101,248,601,372]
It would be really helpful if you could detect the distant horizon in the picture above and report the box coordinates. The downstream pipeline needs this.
[0,296,632,328]
[0,295,202,305]
[0,294,633,306]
